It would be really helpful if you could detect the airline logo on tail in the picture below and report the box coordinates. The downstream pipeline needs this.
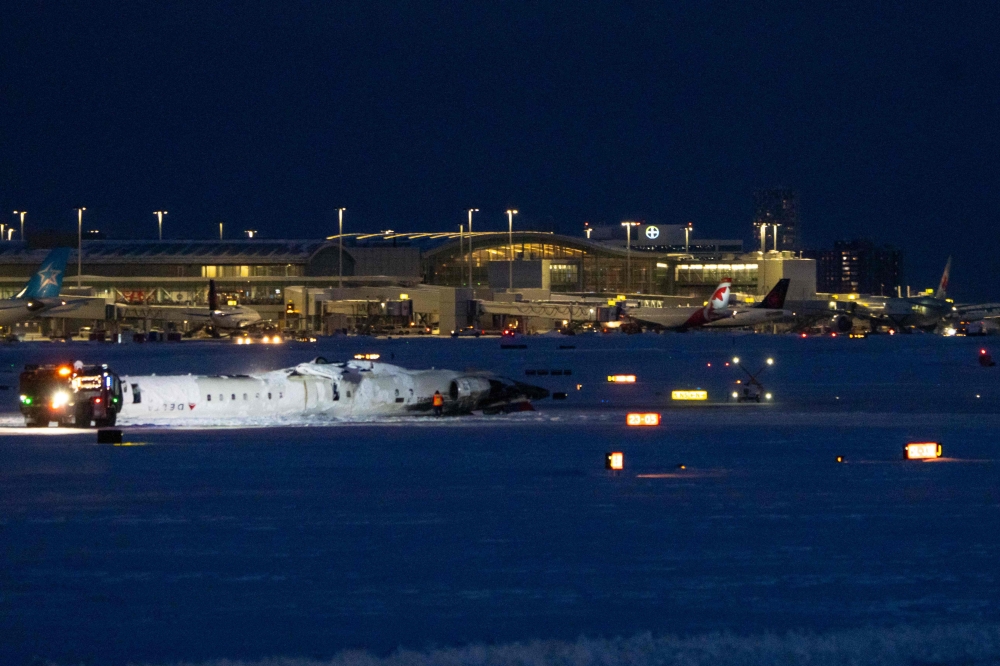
[936,256,951,300]
[682,278,732,328]
[17,248,71,299]
[756,278,790,309]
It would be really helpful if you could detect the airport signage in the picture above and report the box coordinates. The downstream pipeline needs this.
[607,374,637,383]
[606,451,624,470]
[905,442,942,460]
[671,390,708,401]
[626,413,661,426]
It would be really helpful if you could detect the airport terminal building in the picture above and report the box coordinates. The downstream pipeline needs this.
[0,225,816,334]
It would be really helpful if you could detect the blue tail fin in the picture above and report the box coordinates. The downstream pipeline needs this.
[17,248,71,299]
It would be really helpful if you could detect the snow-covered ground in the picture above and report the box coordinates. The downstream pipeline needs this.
[1,333,999,665]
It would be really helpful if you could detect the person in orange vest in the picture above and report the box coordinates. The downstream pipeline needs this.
[432,390,444,416]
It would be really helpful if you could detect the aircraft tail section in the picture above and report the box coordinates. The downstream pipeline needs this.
[681,278,732,328]
[709,278,732,311]
[209,279,219,311]
[756,278,790,309]
[936,256,951,300]
[17,248,71,299]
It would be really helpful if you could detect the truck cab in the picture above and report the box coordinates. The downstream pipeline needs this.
[19,363,124,427]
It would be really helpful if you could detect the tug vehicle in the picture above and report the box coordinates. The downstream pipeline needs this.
[19,362,124,427]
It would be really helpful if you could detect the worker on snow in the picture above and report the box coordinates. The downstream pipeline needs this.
[432,390,444,416]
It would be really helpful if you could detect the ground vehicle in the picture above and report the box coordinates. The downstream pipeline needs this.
[19,363,124,427]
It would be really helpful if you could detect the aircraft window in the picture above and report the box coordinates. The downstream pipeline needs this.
[255,393,260,400]
[207,395,212,402]
[242,393,247,400]
[346,390,351,398]
[219,394,223,401]
[268,392,272,400]
[131,383,141,404]
[231,394,236,400]
[279,392,283,399]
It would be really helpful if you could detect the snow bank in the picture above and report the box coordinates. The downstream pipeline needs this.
[146,624,1000,666]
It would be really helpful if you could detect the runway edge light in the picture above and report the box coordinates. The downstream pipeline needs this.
[905,442,942,460]
[627,412,661,426]
[606,451,624,470]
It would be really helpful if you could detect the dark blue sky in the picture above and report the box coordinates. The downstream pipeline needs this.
[2,3,999,298]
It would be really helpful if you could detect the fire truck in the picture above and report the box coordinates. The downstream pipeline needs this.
[19,363,124,427]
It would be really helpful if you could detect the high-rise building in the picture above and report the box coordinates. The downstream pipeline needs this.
[752,189,799,251]
[805,239,903,295]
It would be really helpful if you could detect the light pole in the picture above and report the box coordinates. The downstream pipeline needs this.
[684,222,692,253]
[337,208,346,290]
[458,224,464,286]
[75,207,86,288]
[154,210,168,241]
[219,222,224,240]
[506,209,518,289]
[759,223,767,253]
[466,208,478,287]
[771,223,780,252]
[621,221,639,293]
[13,211,26,241]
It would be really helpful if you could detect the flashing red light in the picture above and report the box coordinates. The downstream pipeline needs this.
[831,332,838,338]
[94,398,101,404]
[982,349,988,355]
[800,333,807,338]
[706,363,711,367]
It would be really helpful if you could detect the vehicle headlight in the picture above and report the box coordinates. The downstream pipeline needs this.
[51,391,70,409]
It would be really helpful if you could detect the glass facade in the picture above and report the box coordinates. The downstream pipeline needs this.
[201,264,303,278]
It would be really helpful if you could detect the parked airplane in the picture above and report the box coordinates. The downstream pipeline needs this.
[184,280,262,331]
[622,279,732,331]
[118,357,549,422]
[0,248,71,327]
[870,257,954,331]
[705,279,792,328]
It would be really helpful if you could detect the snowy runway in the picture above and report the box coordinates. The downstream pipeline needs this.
[1,335,999,665]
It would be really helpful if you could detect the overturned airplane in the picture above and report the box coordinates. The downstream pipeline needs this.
[118,357,549,422]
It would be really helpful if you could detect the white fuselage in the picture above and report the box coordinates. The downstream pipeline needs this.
[0,298,60,327]
[118,359,505,423]
[183,306,262,330]
[703,308,792,328]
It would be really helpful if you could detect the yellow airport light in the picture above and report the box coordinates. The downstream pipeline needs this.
[606,451,624,470]
[905,442,942,460]
[607,374,636,383]
[671,390,707,401]
[354,353,381,360]
[626,412,661,426]
[836,456,845,463]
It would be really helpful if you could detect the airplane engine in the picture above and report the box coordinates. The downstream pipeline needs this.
[449,376,492,407]
[832,314,853,333]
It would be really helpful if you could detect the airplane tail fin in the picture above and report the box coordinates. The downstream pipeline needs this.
[756,278,790,309]
[16,248,71,299]
[209,279,219,310]
[709,279,732,311]
[935,256,951,300]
